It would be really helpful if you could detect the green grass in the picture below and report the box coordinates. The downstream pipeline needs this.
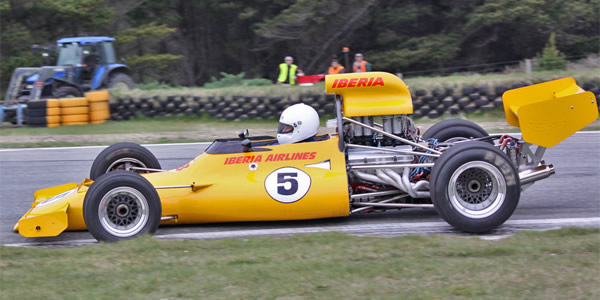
[0,115,275,136]
[112,69,600,100]
[1,228,598,299]
[112,82,325,100]
[0,137,208,148]
[403,68,600,91]
[0,110,509,138]
[2,110,599,148]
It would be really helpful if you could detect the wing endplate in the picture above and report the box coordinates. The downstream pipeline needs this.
[502,78,598,147]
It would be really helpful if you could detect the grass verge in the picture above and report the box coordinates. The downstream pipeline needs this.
[112,69,600,100]
[403,68,600,91]
[0,137,208,148]
[0,115,275,137]
[1,111,599,148]
[0,109,515,138]
[1,228,598,299]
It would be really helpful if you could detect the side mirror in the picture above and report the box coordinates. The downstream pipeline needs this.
[241,139,252,152]
[239,129,249,139]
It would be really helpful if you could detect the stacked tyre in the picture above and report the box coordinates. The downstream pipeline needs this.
[60,97,89,126]
[86,91,111,124]
[24,99,61,127]
[409,83,528,119]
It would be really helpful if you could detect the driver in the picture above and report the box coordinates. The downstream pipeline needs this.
[277,103,320,144]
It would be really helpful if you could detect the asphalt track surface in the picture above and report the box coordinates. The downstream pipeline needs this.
[1,132,599,246]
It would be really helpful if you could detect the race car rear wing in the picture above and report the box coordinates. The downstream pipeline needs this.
[502,77,598,148]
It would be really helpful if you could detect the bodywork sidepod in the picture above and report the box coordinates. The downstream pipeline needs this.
[14,135,350,237]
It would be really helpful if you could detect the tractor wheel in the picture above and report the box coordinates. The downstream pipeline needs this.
[54,86,82,98]
[423,119,488,142]
[108,73,134,90]
[90,142,161,180]
[430,141,520,233]
[83,171,161,242]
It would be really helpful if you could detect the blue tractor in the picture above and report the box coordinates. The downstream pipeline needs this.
[4,36,133,103]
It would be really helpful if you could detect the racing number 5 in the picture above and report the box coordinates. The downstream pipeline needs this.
[265,167,311,203]
[277,173,298,195]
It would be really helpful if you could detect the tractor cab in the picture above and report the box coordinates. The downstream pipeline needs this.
[55,37,120,86]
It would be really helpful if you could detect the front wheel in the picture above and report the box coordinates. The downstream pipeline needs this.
[430,141,520,233]
[83,171,161,242]
[54,85,82,98]
[90,142,161,180]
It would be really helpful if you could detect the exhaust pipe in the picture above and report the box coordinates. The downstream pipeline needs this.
[519,163,555,185]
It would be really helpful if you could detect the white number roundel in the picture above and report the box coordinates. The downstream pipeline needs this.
[264,167,311,203]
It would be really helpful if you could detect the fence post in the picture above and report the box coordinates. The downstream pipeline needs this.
[524,59,532,74]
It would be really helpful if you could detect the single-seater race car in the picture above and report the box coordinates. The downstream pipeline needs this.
[14,72,599,241]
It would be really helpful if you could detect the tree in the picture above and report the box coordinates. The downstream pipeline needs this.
[536,33,567,71]
[114,23,182,83]
[1,0,598,91]
[255,0,377,74]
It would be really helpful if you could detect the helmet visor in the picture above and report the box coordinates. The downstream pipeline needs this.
[278,122,294,134]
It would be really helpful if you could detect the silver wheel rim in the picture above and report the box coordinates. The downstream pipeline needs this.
[98,187,149,237]
[448,161,506,219]
[106,158,147,173]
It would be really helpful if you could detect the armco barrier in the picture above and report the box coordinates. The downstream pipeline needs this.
[108,80,599,122]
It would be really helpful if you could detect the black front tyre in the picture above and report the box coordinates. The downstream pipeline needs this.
[54,85,82,98]
[430,141,520,233]
[83,171,161,242]
[423,119,488,142]
[108,73,135,90]
[90,142,161,180]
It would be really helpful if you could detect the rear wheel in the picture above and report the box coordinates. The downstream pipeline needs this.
[108,73,134,90]
[90,142,161,180]
[423,119,488,142]
[430,141,520,233]
[83,171,161,242]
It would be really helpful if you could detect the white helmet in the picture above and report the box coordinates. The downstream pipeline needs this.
[277,103,320,144]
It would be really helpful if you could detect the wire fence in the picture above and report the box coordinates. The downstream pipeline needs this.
[400,55,598,78]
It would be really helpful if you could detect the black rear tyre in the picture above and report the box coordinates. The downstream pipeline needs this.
[83,171,161,242]
[423,119,488,142]
[430,141,520,233]
[108,73,135,90]
[90,142,161,180]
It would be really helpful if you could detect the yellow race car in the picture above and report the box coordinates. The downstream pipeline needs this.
[14,72,598,241]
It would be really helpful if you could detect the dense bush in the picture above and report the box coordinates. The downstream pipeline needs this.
[136,81,181,90]
[203,73,273,89]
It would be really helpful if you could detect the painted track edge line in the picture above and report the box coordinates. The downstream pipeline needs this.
[3,217,599,247]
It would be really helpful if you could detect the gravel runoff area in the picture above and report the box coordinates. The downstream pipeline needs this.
[0,121,525,145]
